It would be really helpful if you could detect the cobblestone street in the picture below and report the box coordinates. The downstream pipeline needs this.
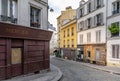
[50,57,120,81]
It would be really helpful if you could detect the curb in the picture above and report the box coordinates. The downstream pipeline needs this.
[55,57,120,76]
[79,63,120,75]
[51,64,63,81]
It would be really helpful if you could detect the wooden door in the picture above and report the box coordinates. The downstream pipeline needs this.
[95,49,100,61]
[11,48,22,77]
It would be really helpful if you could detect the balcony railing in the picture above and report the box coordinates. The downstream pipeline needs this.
[96,22,101,26]
[0,15,17,24]
[112,10,120,15]
[30,22,40,28]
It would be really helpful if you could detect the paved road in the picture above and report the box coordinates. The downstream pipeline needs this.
[50,57,120,81]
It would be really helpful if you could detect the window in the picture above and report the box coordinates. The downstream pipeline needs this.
[112,45,120,59]
[63,40,65,47]
[78,21,84,31]
[112,1,120,15]
[87,2,91,13]
[87,32,91,43]
[0,0,18,23]
[67,40,70,47]
[96,0,103,9]
[72,39,74,47]
[87,18,92,28]
[96,13,103,26]
[80,34,83,43]
[30,6,41,28]
[80,8,84,17]
[71,27,74,36]
[96,30,101,43]
[67,29,70,36]
[64,30,66,37]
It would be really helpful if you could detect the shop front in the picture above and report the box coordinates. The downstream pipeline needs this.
[84,44,106,65]
[0,22,52,80]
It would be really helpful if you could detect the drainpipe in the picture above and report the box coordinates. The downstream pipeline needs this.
[105,0,108,66]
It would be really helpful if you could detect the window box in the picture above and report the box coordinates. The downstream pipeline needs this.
[31,22,40,27]
[108,23,119,37]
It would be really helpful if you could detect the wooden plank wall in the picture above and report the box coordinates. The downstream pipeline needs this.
[0,39,7,80]
[23,40,49,74]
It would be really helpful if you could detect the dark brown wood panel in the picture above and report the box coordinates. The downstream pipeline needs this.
[27,45,44,51]
[0,22,52,41]
[25,56,43,62]
[0,22,52,80]
[28,62,42,73]
[0,39,6,45]
[11,64,22,77]
[11,39,24,47]
[26,51,44,57]
[44,42,49,59]
[26,41,45,45]
[0,53,5,60]
[0,67,5,80]
[44,60,50,69]
[0,60,5,66]
[0,46,6,52]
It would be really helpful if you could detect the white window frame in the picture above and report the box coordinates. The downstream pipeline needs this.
[96,30,101,43]
[112,45,120,59]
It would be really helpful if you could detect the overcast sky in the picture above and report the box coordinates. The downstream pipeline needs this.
[48,0,88,29]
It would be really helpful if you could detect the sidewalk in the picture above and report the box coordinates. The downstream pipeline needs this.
[3,64,62,81]
[57,57,120,75]
[80,62,120,75]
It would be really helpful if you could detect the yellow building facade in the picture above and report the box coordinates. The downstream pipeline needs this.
[57,6,77,60]
[61,19,77,49]
[57,6,76,48]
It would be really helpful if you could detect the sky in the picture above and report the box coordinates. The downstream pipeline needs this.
[48,0,88,29]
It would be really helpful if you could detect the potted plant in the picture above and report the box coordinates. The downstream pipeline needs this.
[108,23,119,37]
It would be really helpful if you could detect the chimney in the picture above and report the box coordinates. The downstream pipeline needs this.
[66,6,72,10]
[79,0,85,7]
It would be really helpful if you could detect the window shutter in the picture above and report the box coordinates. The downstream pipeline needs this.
[77,9,80,19]
[86,19,88,29]
[2,0,8,16]
[101,0,104,6]
[91,17,94,27]
[94,0,97,9]
[94,16,96,26]
[119,45,120,58]
[101,13,104,25]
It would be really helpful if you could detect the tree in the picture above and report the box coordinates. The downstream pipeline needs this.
[108,23,119,36]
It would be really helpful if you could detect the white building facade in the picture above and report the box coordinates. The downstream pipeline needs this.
[107,0,120,66]
[0,0,48,30]
[48,23,58,54]
[77,0,107,65]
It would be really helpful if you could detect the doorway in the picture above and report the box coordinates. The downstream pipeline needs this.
[11,48,22,77]
[95,49,101,61]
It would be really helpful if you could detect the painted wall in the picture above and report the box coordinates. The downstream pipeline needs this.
[107,0,120,66]
[77,0,107,45]
[61,20,77,49]
[0,0,48,30]
[57,6,76,48]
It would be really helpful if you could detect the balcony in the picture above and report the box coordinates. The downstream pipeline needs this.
[88,25,91,29]
[96,23,101,26]
[0,15,17,24]
[112,10,120,15]
[30,22,40,28]
[96,5,101,9]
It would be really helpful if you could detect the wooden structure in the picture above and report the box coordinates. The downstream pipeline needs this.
[0,22,52,80]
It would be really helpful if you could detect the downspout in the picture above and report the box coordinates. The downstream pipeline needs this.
[105,0,108,66]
